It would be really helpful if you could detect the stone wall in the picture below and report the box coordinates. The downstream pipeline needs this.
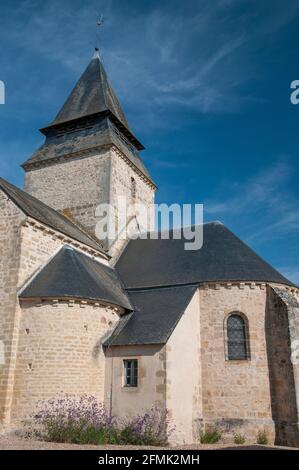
[0,190,109,426]
[24,147,156,257]
[18,223,64,289]
[17,219,108,290]
[0,191,25,423]
[105,284,299,445]
[24,149,111,239]
[109,148,155,258]
[11,219,113,423]
[266,285,299,446]
[199,282,275,443]
[11,299,118,422]
[2,177,297,445]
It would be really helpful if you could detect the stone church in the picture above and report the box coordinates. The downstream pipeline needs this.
[0,48,298,446]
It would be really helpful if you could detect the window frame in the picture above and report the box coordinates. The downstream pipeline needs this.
[123,358,138,388]
[224,312,250,361]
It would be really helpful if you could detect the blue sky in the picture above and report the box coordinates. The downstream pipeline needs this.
[0,0,299,283]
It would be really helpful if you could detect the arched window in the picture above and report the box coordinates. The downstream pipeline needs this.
[226,313,249,360]
[131,177,136,200]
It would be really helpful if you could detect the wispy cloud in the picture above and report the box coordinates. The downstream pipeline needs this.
[205,157,299,244]
[205,159,291,214]
[0,0,297,279]
[279,266,299,285]
[1,0,298,127]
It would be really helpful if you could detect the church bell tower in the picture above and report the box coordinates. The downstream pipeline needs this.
[22,48,156,256]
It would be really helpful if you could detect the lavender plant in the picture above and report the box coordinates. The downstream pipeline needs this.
[30,395,172,446]
[118,407,171,446]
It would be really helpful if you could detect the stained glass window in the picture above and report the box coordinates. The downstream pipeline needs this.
[227,314,249,360]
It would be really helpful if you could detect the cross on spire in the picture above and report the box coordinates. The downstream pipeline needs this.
[95,14,104,55]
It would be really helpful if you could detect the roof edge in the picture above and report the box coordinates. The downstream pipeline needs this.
[0,177,108,257]
[22,142,157,189]
[18,245,133,311]
[103,284,198,347]
[124,279,297,291]
[40,111,145,151]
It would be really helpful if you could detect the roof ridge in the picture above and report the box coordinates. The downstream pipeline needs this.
[126,283,199,292]
[135,220,223,238]
[0,177,107,256]
[60,207,105,249]
[65,247,133,310]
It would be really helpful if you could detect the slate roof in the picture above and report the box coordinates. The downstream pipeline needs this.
[21,53,154,184]
[0,178,106,254]
[37,52,144,153]
[22,117,155,186]
[51,52,130,130]
[116,222,294,288]
[20,246,132,310]
[107,221,295,346]
[103,285,197,346]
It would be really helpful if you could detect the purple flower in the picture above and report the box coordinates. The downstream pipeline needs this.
[31,395,174,446]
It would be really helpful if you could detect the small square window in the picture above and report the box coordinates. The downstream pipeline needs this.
[124,359,138,387]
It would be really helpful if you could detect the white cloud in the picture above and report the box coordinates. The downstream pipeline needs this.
[1,0,298,127]
[205,158,299,244]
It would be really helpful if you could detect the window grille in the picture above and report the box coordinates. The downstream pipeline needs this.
[124,359,138,387]
[227,314,249,360]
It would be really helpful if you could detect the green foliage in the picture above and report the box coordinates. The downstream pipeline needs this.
[233,433,246,445]
[257,430,268,445]
[41,420,115,445]
[39,420,166,446]
[30,395,172,446]
[199,429,221,444]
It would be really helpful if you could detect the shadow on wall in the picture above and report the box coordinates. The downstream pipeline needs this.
[265,286,299,447]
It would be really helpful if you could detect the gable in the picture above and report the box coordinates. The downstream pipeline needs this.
[0,177,106,255]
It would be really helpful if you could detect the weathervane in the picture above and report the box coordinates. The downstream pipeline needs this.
[95,14,104,54]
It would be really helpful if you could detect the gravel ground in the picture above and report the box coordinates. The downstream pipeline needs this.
[0,435,296,450]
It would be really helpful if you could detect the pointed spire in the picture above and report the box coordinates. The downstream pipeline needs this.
[38,19,145,151]
[40,51,144,151]
[50,52,131,130]
[92,48,100,60]
[22,47,154,183]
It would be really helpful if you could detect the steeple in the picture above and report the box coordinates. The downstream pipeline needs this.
[22,46,156,255]
[40,51,144,151]
[51,50,130,128]
[22,50,152,182]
